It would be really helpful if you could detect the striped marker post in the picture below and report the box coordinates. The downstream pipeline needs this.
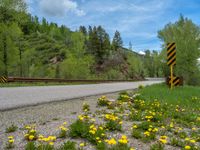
[169,76,180,86]
[167,43,176,89]
[0,76,8,83]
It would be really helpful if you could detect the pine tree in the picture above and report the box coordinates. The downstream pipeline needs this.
[112,30,123,51]
[79,26,87,36]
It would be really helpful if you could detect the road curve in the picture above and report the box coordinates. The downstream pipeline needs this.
[0,80,163,111]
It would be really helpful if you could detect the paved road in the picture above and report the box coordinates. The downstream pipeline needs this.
[0,80,163,111]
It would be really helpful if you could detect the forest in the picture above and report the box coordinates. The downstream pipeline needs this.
[0,0,200,85]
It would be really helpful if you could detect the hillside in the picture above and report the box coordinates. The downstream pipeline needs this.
[0,2,145,80]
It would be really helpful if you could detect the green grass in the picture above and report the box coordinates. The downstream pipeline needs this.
[0,82,97,87]
[138,83,200,109]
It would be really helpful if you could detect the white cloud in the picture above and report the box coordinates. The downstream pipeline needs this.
[39,0,85,17]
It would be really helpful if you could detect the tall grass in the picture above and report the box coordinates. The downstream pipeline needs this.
[138,83,200,109]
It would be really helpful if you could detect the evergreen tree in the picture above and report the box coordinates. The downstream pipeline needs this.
[112,30,123,51]
[79,26,87,36]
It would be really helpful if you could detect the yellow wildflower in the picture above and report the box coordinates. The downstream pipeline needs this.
[49,142,54,146]
[9,139,14,143]
[80,143,85,147]
[144,131,150,137]
[29,135,34,141]
[190,139,196,143]
[119,121,123,125]
[185,145,191,150]
[8,136,13,139]
[106,138,117,145]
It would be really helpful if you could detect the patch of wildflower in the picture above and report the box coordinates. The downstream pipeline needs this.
[98,96,109,106]
[105,138,117,145]
[38,135,56,146]
[118,135,128,144]
[133,99,146,110]
[82,102,90,112]
[69,116,106,145]
[6,136,15,149]
[105,136,132,150]
[129,109,143,121]
[104,113,122,131]
[24,125,38,141]
[78,114,91,122]
[58,122,68,138]
[118,94,130,102]
[159,135,168,144]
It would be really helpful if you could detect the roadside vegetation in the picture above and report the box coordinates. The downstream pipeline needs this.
[1,84,199,150]
[0,82,100,87]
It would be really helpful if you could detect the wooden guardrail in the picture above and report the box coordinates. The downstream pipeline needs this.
[3,77,139,83]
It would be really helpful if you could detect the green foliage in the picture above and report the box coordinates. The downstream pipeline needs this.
[105,120,122,131]
[25,142,36,150]
[5,124,18,133]
[69,120,90,138]
[158,15,200,85]
[97,96,109,106]
[60,55,94,79]
[59,141,77,150]
[37,144,54,150]
[127,52,145,79]
[108,143,131,150]
[150,142,164,150]
[69,120,105,145]
[131,130,142,139]
[138,83,200,109]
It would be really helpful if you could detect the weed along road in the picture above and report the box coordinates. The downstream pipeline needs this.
[0,80,163,111]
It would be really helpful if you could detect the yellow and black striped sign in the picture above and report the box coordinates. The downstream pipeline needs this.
[168,76,180,86]
[0,76,8,83]
[167,43,176,66]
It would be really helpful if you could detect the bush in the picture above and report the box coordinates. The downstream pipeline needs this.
[60,55,94,79]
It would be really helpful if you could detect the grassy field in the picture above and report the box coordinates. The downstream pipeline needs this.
[138,83,200,110]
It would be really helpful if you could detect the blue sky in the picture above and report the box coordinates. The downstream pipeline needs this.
[26,0,200,52]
